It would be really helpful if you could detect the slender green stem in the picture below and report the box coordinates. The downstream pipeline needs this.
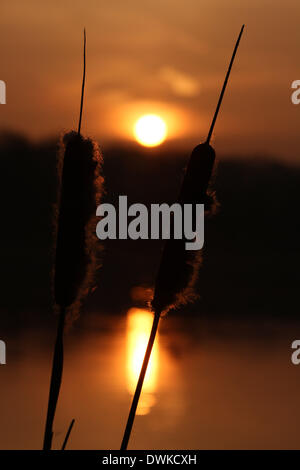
[120,312,160,450]
[43,306,66,450]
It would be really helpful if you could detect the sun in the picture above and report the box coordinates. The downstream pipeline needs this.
[134,114,167,147]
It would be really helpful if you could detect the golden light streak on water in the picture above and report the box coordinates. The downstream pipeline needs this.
[126,308,159,415]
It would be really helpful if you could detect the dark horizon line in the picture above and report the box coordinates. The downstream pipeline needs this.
[0,127,298,167]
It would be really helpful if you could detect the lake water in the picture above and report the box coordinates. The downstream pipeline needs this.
[1,311,300,449]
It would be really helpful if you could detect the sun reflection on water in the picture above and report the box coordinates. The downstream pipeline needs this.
[126,308,159,415]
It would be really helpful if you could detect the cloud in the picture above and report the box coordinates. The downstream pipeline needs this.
[159,66,200,97]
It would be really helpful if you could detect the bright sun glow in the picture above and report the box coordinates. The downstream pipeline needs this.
[134,114,167,147]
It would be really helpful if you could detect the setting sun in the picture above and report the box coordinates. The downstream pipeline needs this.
[134,114,167,147]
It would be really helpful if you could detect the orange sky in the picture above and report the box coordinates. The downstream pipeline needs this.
[0,0,300,159]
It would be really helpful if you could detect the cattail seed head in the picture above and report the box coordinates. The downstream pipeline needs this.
[54,131,103,317]
[151,142,217,316]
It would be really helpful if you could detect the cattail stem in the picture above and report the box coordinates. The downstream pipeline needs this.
[61,418,75,450]
[206,25,244,144]
[77,28,86,136]
[120,312,160,450]
[43,306,66,450]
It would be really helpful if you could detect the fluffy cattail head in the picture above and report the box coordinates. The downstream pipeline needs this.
[152,26,244,316]
[151,142,217,316]
[54,131,103,316]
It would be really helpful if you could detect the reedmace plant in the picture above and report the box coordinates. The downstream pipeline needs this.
[43,30,104,451]
[120,25,245,450]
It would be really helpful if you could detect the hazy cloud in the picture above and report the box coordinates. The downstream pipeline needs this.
[159,66,200,97]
